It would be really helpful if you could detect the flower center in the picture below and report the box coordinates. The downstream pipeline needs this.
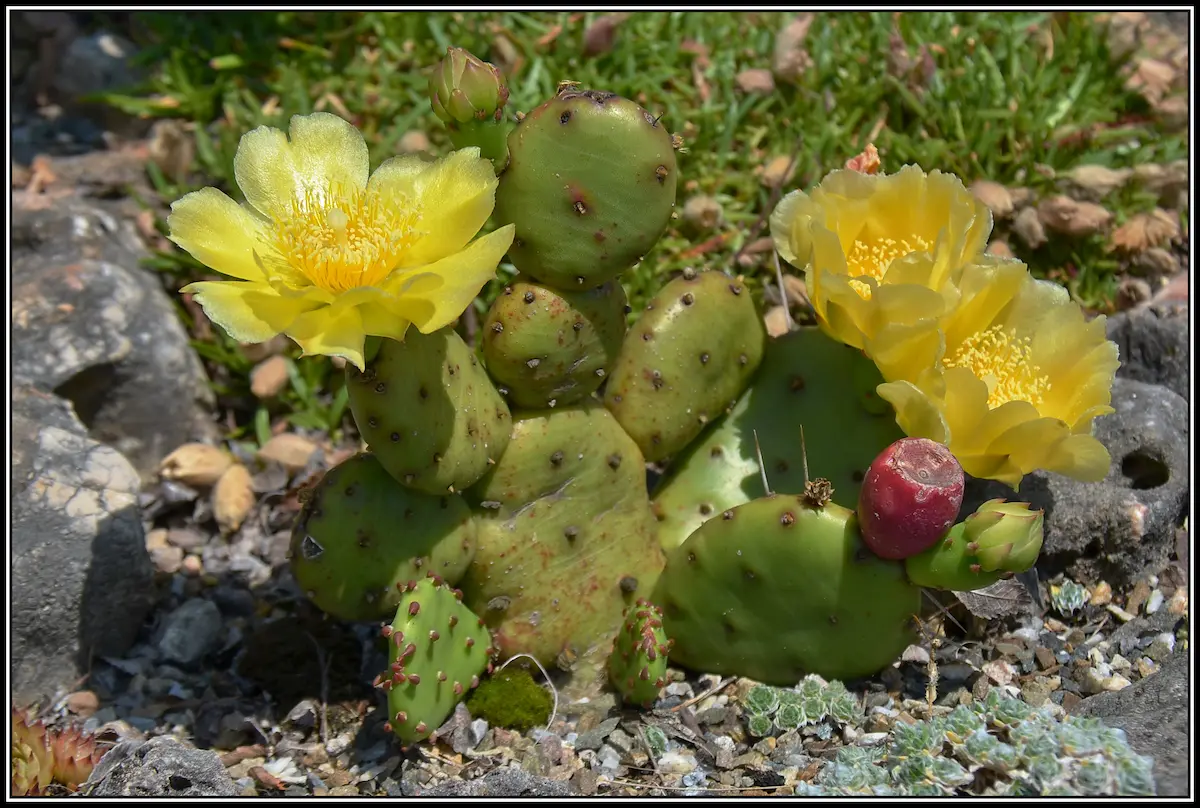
[845,234,932,300]
[944,325,1052,409]
[271,185,421,293]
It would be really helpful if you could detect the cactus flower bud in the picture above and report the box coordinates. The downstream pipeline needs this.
[963,498,1044,573]
[429,47,509,126]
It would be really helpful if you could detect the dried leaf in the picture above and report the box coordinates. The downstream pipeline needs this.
[159,443,233,488]
[763,305,791,338]
[1059,164,1131,202]
[1110,208,1181,252]
[844,144,880,175]
[735,69,775,95]
[1130,246,1181,277]
[1037,195,1113,237]
[970,180,1015,219]
[1126,57,1176,104]
[213,463,255,535]
[773,14,814,82]
[250,355,290,399]
[952,578,1033,620]
[760,155,796,188]
[1012,206,1047,250]
[581,13,628,58]
[257,433,319,472]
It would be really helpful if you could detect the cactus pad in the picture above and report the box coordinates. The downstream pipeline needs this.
[604,270,766,462]
[377,575,496,747]
[653,493,920,684]
[650,326,905,551]
[347,327,511,496]
[494,88,678,289]
[461,403,665,664]
[903,522,1005,592]
[607,598,672,708]
[290,453,477,621]
[482,279,627,408]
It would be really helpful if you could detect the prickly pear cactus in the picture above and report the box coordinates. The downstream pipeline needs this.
[289,453,477,621]
[653,492,921,684]
[481,279,627,409]
[461,403,665,665]
[377,575,497,747]
[651,326,906,551]
[347,327,511,496]
[493,87,678,290]
[607,599,672,708]
[604,269,766,462]
[905,499,1044,591]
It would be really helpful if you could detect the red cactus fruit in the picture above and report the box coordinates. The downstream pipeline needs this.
[857,437,964,560]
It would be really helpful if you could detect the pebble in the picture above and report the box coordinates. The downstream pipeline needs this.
[662,682,693,699]
[157,598,223,666]
[146,528,170,550]
[1110,654,1132,673]
[857,732,889,747]
[1146,633,1175,662]
[658,750,698,775]
[1166,588,1188,615]
[1105,603,1136,622]
[1145,589,1165,614]
[1136,656,1159,678]
[1034,647,1057,670]
[1089,581,1113,606]
[182,554,203,577]
[168,527,209,552]
[150,544,184,574]
[596,744,621,772]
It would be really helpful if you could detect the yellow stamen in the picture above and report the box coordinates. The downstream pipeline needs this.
[845,235,932,300]
[944,325,1051,408]
[271,185,421,293]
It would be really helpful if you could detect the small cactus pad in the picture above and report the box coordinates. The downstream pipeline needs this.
[347,327,511,496]
[903,522,1006,592]
[494,88,678,289]
[461,403,665,664]
[482,279,627,408]
[650,326,905,551]
[653,494,920,684]
[604,270,765,463]
[290,453,477,621]
[379,575,495,747]
[607,599,672,708]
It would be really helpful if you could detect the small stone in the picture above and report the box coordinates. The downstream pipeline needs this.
[157,598,223,666]
[574,717,620,751]
[1144,589,1165,614]
[1126,579,1152,615]
[658,750,697,775]
[857,732,889,747]
[1061,691,1082,712]
[257,434,318,471]
[761,155,796,188]
[249,355,290,399]
[1110,654,1132,673]
[982,659,1016,686]
[970,180,1015,219]
[735,68,775,94]
[1020,677,1056,707]
[696,706,729,725]
[1136,656,1159,678]
[1166,588,1187,615]
[167,528,208,552]
[595,744,621,772]
[145,528,169,551]
[571,767,598,796]
[150,544,184,575]
[66,690,100,717]
[182,554,203,577]
[1089,580,1113,606]
[1035,647,1058,670]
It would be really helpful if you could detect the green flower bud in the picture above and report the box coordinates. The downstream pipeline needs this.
[429,47,509,126]
[963,498,1043,573]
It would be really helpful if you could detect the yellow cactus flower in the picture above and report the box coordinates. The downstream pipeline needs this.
[169,112,515,370]
[875,256,1120,488]
[769,165,992,349]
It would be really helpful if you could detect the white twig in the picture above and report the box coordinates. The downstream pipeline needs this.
[498,653,559,731]
[752,429,773,496]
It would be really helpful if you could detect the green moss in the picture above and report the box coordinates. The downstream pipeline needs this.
[464,668,553,733]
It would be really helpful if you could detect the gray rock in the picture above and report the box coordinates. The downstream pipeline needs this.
[83,736,238,797]
[10,385,156,705]
[1106,306,1189,402]
[157,598,224,666]
[962,378,1188,586]
[1071,650,1189,797]
[413,766,574,797]
[12,196,215,478]
[55,31,142,99]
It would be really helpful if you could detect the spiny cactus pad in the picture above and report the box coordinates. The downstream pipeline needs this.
[377,575,496,747]
[347,327,511,496]
[604,270,765,463]
[650,326,905,551]
[653,494,920,684]
[494,88,678,289]
[289,453,477,621]
[461,403,665,664]
[607,599,672,708]
[482,279,627,409]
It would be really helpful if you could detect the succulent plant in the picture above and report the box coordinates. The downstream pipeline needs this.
[11,706,107,796]
[739,676,863,738]
[1050,579,1090,616]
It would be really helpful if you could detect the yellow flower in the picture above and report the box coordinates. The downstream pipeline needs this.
[168,112,515,370]
[875,256,1120,488]
[769,165,992,349]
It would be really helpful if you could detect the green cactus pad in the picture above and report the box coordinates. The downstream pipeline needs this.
[653,494,920,684]
[347,327,511,496]
[461,403,665,665]
[651,326,905,551]
[494,88,678,290]
[607,598,672,708]
[904,523,1006,592]
[482,279,627,408]
[377,575,496,747]
[289,453,477,621]
[604,270,766,463]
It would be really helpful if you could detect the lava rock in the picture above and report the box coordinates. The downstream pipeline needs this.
[961,378,1187,586]
[1106,305,1189,402]
[10,385,156,704]
[156,599,224,667]
[11,197,216,477]
[410,766,574,797]
[1071,649,1189,797]
[83,736,238,797]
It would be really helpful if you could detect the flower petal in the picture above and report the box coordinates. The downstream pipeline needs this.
[402,147,501,267]
[181,280,319,343]
[286,303,368,370]
[877,380,949,444]
[168,187,269,281]
[234,125,297,220]
[385,224,515,333]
